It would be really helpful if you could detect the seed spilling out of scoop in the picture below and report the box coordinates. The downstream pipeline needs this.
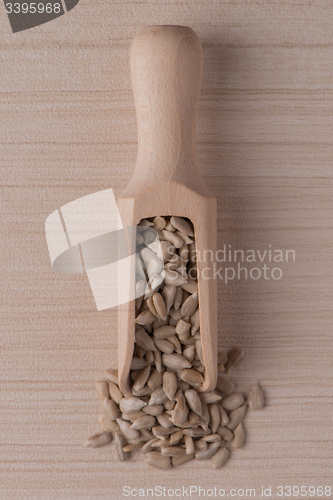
[84,216,265,469]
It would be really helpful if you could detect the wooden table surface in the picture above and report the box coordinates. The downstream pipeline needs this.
[0,1,332,499]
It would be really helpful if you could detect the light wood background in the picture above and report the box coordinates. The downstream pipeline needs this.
[0,2,332,499]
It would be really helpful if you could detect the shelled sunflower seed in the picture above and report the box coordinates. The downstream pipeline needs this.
[84,216,266,469]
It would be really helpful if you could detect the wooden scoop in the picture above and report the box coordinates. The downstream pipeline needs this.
[117,25,217,395]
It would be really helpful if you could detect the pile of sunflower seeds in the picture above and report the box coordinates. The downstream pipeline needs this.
[84,216,265,469]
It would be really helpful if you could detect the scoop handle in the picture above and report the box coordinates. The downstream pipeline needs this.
[127,25,206,193]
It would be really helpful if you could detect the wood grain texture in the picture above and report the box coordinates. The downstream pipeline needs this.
[0,1,332,499]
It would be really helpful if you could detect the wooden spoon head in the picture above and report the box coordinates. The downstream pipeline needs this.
[117,181,217,395]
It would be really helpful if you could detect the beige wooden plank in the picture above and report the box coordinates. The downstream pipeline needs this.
[1,0,332,498]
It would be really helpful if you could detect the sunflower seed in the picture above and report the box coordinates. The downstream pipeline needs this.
[151,438,172,448]
[184,389,203,416]
[180,336,196,346]
[135,327,157,352]
[96,381,110,402]
[172,453,194,467]
[179,244,189,263]
[211,447,230,469]
[217,405,229,427]
[115,431,128,461]
[152,426,179,438]
[147,257,163,277]
[132,365,151,392]
[145,452,171,470]
[153,325,176,340]
[119,397,147,413]
[183,345,196,363]
[137,346,146,359]
[144,274,164,299]
[163,371,178,401]
[122,411,146,422]
[164,399,176,411]
[84,431,112,448]
[161,446,186,457]
[202,434,222,443]
[183,428,210,438]
[154,350,163,372]
[169,429,184,445]
[248,382,265,410]
[135,309,156,326]
[159,241,175,263]
[217,427,233,441]
[180,291,198,317]
[226,405,247,430]
[221,392,244,411]
[165,221,176,232]
[189,411,205,427]
[140,429,154,439]
[171,394,188,426]
[139,219,154,227]
[231,422,245,449]
[173,286,183,310]
[154,338,174,354]
[175,319,191,336]
[130,357,149,370]
[189,307,200,334]
[116,418,140,440]
[184,434,195,454]
[162,353,192,371]
[149,387,168,405]
[200,392,221,405]
[195,439,208,451]
[200,401,210,431]
[108,382,123,404]
[181,278,198,295]
[180,369,204,387]
[130,415,156,430]
[156,412,174,428]
[141,438,159,454]
[169,253,182,268]
[162,230,184,248]
[170,216,194,237]
[98,414,120,432]
[195,339,204,365]
[147,295,158,317]
[103,398,120,420]
[153,216,166,231]
[123,441,145,452]
[163,269,187,287]
[143,404,164,416]
[167,335,182,354]
[209,404,221,434]
[162,285,177,313]
[195,441,220,460]
[147,369,163,391]
[131,386,153,397]
[152,292,167,320]
[169,307,184,321]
